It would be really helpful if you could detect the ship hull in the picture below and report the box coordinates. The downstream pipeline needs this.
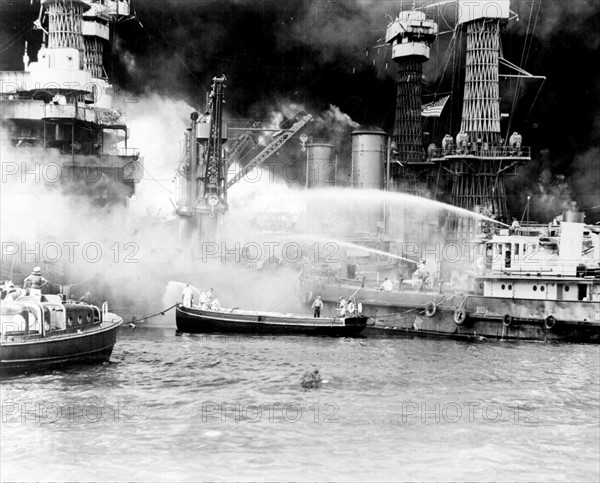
[176,305,367,337]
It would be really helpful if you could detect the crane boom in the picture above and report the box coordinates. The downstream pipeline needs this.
[226,114,312,189]
[225,121,261,170]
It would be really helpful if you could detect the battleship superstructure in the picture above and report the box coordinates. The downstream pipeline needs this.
[0,0,142,206]
[428,0,531,232]
[385,8,438,196]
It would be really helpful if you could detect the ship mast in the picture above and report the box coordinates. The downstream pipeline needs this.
[385,6,438,195]
[430,0,531,233]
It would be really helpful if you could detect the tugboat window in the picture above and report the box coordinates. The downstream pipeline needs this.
[501,284,506,290]
[540,286,545,292]
[565,286,570,292]
[533,285,538,291]
[508,284,513,290]
[578,285,587,301]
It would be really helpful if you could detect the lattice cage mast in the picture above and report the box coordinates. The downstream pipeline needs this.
[39,0,130,79]
[386,9,438,170]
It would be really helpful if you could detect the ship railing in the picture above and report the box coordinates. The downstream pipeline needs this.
[117,147,140,157]
[428,145,531,159]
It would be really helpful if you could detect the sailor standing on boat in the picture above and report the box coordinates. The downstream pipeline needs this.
[311,295,323,318]
[23,267,47,296]
[347,298,355,316]
[338,297,347,317]
[182,284,194,308]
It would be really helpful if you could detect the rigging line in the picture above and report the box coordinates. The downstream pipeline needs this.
[432,30,457,96]
[0,24,31,52]
[506,0,536,139]
[143,167,176,195]
[524,77,546,125]
[524,0,542,71]
[137,0,207,92]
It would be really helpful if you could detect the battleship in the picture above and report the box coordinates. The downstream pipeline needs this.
[2,1,598,343]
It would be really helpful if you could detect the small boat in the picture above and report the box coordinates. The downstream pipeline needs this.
[1,294,122,375]
[176,305,368,337]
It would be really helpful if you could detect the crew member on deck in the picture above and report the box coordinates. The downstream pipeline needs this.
[23,267,47,296]
[338,297,347,317]
[311,295,323,318]
[182,284,194,308]
[347,297,355,316]
[381,278,393,292]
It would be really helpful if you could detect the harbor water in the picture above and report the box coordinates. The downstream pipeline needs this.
[2,321,599,481]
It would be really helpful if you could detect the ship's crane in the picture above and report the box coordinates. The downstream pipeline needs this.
[225,121,261,170]
[177,77,311,250]
[226,113,312,190]
[201,75,227,212]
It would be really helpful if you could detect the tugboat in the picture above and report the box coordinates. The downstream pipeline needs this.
[301,214,600,343]
[0,293,122,374]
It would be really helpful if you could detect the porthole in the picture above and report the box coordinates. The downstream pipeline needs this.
[501,284,506,290]
[533,285,538,291]
[67,316,73,327]
[508,284,513,290]
[77,314,83,325]
[479,283,484,289]
[540,286,545,292]
[565,286,570,292]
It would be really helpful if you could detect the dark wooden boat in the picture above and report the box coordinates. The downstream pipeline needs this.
[1,294,122,375]
[176,304,367,337]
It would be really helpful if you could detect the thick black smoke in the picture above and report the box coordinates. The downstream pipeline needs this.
[1,0,599,220]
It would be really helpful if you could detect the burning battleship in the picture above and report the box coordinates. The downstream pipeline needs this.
[1,0,598,341]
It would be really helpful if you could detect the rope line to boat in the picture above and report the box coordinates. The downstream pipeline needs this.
[127,304,178,325]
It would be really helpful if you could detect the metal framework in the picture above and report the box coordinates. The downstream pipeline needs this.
[460,19,502,144]
[83,37,103,77]
[394,58,424,167]
[204,76,226,201]
[431,10,532,227]
[46,0,85,68]
[385,9,438,194]
[226,114,312,189]
[225,121,261,170]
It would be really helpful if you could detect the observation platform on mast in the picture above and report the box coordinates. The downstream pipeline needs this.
[428,145,531,162]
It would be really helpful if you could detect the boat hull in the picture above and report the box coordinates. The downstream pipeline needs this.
[0,317,122,374]
[176,305,367,337]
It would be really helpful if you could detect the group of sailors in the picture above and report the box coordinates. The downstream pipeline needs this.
[377,260,431,292]
[311,295,363,318]
[181,285,221,311]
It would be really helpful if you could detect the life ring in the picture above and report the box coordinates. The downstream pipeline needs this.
[454,308,467,325]
[425,302,437,317]
[302,291,313,305]
[544,315,557,330]
[502,314,513,327]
